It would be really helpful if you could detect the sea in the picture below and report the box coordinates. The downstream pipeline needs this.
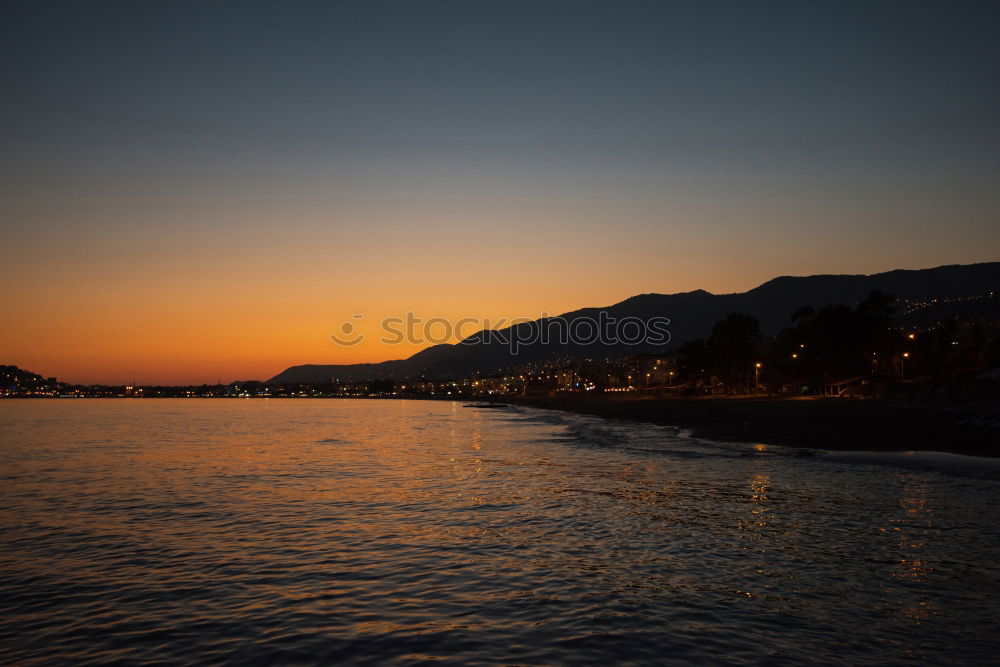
[1,398,998,665]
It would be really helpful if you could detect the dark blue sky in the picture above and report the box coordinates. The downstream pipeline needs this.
[5,1,998,202]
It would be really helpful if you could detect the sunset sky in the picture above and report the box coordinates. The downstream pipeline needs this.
[3,1,998,384]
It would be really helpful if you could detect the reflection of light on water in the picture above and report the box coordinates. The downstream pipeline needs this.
[744,474,772,530]
[737,474,772,542]
[734,473,776,604]
[893,473,934,584]
[878,472,939,636]
[753,443,767,453]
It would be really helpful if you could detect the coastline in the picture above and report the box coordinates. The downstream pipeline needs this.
[507,395,1000,458]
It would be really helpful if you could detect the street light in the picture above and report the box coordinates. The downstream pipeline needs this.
[901,352,909,380]
[755,362,762,394]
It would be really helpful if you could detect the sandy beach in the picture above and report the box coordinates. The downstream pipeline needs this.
[508,394,1000,457]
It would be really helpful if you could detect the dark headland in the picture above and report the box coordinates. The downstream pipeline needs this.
[507,395,1000,458]
[269,262,1000,384]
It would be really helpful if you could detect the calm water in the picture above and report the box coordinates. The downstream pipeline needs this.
[1,399,999,665]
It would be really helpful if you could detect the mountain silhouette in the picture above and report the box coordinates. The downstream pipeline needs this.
[268,262,1000,383]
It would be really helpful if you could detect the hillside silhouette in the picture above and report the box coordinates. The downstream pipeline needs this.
[269,262,1000,383]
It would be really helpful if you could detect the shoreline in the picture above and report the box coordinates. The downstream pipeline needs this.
[6,394,997,458]
[506,395,1000,458]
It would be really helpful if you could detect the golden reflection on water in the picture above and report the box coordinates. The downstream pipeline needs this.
[731,472,776,603]
[876,471,939,648]
[738,473,772,538]
[892,474,934,584]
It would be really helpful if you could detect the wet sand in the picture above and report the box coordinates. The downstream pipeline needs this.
[508,395,1000,457]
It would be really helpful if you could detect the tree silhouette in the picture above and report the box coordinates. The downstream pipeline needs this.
[708,312,761,391]
[773,291,900,381]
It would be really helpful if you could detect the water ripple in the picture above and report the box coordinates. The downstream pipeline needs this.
[1,398,998,664]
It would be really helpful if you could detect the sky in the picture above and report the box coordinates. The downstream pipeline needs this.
[2,0,998,384]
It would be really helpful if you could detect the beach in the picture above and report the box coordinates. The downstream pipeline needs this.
[509,394,1000,457]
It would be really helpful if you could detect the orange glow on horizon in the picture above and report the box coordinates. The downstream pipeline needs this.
[4,200,995,385]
